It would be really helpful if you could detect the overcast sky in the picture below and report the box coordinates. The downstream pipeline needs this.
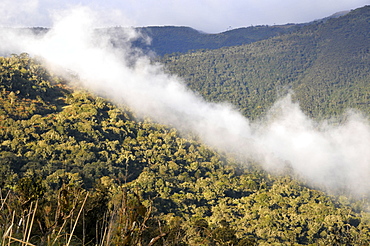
[1,0,369,33]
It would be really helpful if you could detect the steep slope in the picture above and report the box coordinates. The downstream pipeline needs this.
[1,55,370,245]
[162,5,370,120]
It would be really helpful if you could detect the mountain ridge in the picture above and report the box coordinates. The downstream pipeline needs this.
[132,24,303,56]
[2,6,363,58]
[161,5,370,120]
[128,6,361,56]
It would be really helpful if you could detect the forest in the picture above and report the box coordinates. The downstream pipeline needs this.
[162,6,370,120]
[130,24,301,56]
[17,23,301,58]
[1,5,370,246]
[0,53,369,245]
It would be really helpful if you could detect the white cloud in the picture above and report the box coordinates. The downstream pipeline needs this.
[2,7,370,196]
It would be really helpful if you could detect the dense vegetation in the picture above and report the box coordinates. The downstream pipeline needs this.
[162,6,370,120]
[129,10,348,57]
[1,6,370,246]
[1,52,370,245]
[130,24,301,56]
[12,24,301,59]
[12,8,348,60]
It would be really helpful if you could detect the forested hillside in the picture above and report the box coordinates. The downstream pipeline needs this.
[1,5,370,246]
[131,24,301,56]
[162,5,370,120]
[16,24,300,58]
[12,8,350,60]
[129,10,347,56]
[1,53,370,245]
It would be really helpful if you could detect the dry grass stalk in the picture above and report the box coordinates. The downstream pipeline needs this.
[2,224,13,246]
[8,210,16,246]
[0,190,10,211]
[22,201,33,243]
[4,236,35,246]
[26,201,37,244]
[66,192,88,246]
[1,200,38,246]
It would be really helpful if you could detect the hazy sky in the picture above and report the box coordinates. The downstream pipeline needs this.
[1,0,369,33]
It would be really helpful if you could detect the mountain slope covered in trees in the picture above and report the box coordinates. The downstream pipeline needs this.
[131,24,302,56]
[14,24,300,58]
[162,5,370,120]
[126,10,349,56]
[1,53,370,245]
[12,9,347,58]
[1,5,370,246]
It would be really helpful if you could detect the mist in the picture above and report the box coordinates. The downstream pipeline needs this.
[1,7,369,196]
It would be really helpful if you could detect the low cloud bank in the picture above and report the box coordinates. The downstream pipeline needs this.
[1,7,369,196]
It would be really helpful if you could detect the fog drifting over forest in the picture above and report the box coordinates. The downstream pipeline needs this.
[0,7,369,195]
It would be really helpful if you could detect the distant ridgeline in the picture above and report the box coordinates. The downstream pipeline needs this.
[131,24,302,56]
[162,5,370,120]
[19,23,302,57]
[1,53,370,245]
[15,8,349,59]
[124,9,350,56]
